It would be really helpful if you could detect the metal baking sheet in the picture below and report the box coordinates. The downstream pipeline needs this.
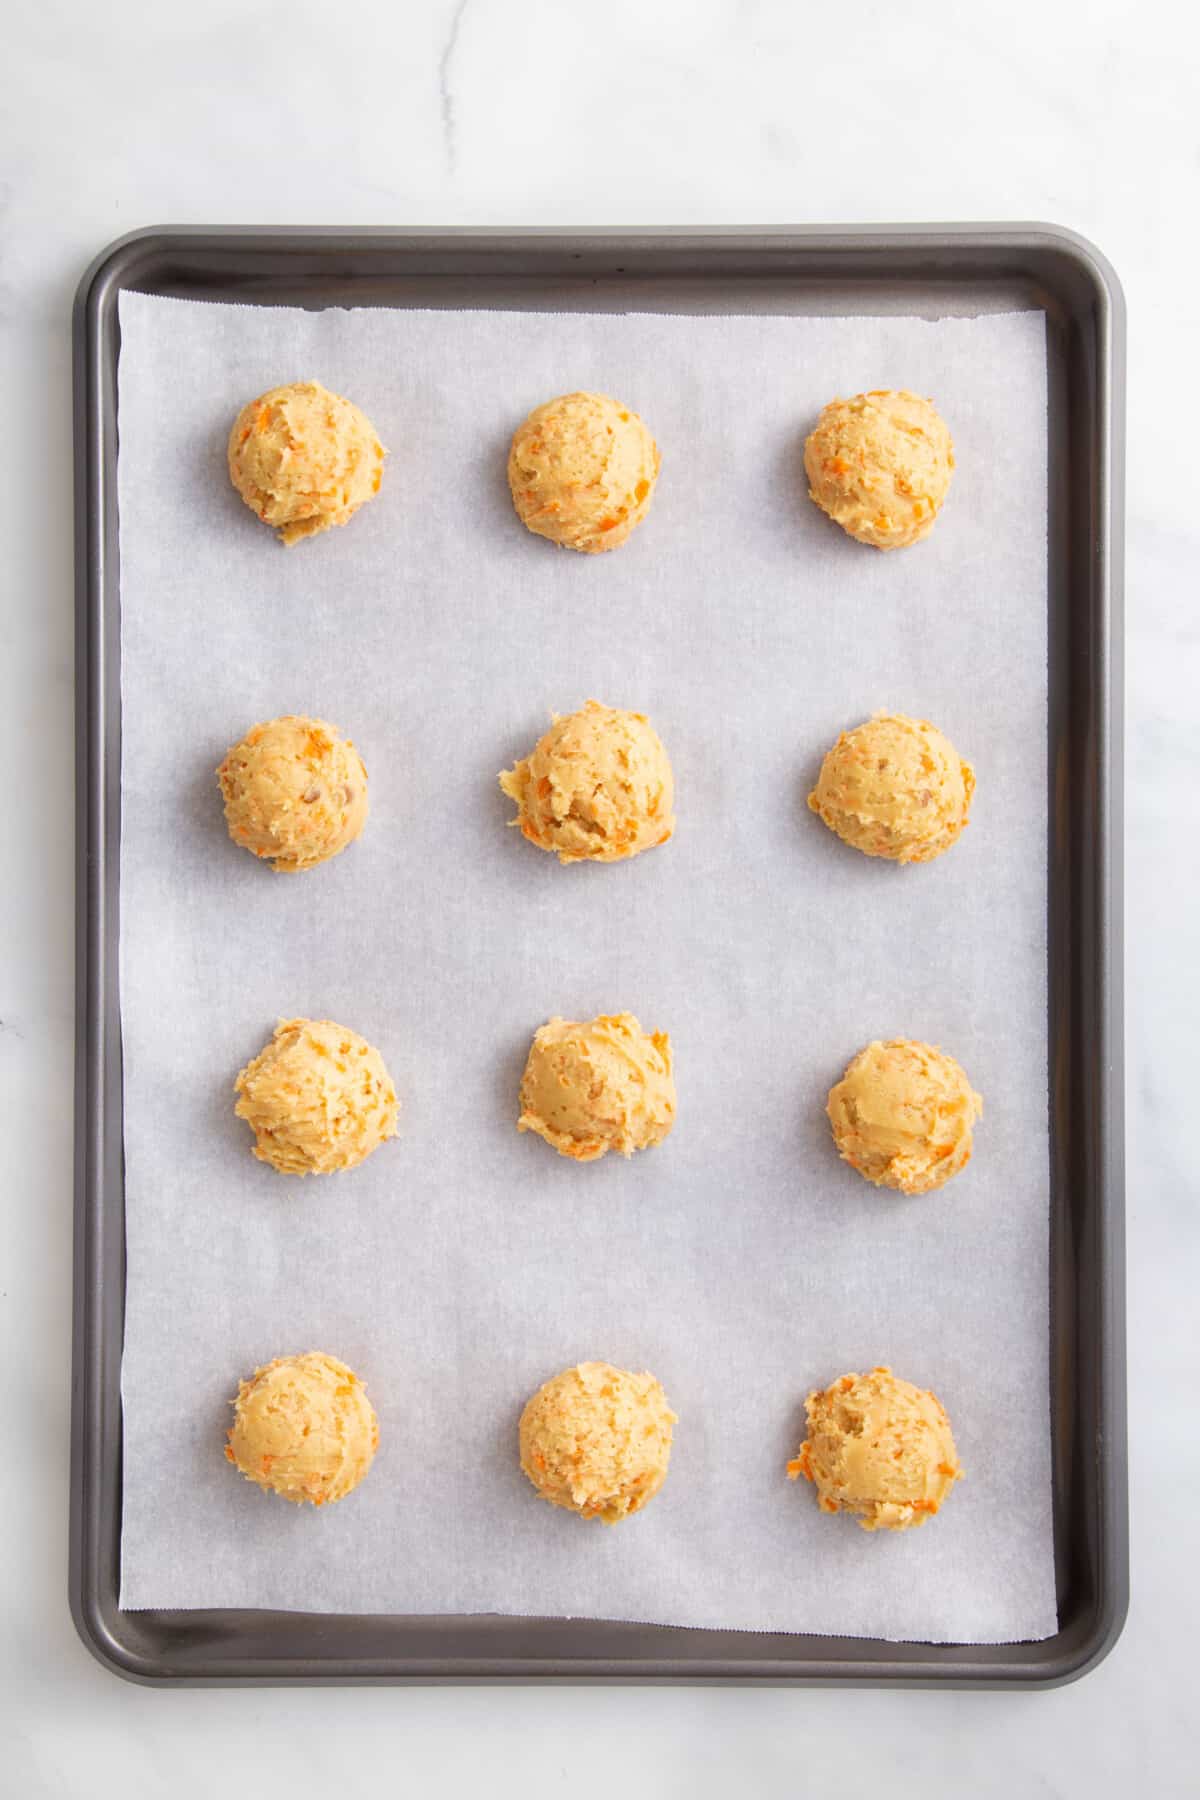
[71,225,1127,1685]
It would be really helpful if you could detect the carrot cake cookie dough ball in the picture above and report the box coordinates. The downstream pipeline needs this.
[508,390,660,553]
[235,1018,398,1176]
[808,712,974,864]
[519,1361,676,1523]
[787,1365,962,1531]
[227,380,384,545]
[803,390,953,549]
[218,714,368,873]
[225,1352,378,1506]
[499,699,674,865]
[827,1038,982,1196]
[518,1013,675,1163]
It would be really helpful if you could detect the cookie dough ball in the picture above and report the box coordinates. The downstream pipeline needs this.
[227,380,384,546]
[499,700,675,865]
[235,1018,398,1176]
[804,390,953,549]
[787,1365,962,1531]
[508,391,660,553]
[217,715,369,873]
[827,1038,982,1195]
[518,1013,676,1162]
[225,1351,378,1506]
[808,712,975,864]
[519,1361,676,1523]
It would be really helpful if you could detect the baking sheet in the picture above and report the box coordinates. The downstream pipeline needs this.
[115,291,1054,1643]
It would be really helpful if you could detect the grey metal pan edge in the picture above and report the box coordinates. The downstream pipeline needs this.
[71,225,1127,1685]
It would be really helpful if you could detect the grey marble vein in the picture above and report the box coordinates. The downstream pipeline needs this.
[438,0,471,175]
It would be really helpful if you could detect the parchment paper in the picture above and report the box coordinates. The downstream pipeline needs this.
[115,290,1054,1642]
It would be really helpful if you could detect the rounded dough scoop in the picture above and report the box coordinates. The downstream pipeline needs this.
[808,712,974,864]
[803,389,953,550]
[517,1013,676,1162]
[508,390,660,553]
[787,1365,962,1531]
[225,1351,378,1506]
[227,380,384,545]
[217,714,368,873]
[826,1037,982,1195]
[519,1361,676,1522]
[234,1017,398,1176]
[499,699,675,865]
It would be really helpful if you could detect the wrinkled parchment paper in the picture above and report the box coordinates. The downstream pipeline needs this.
[115,291,1054,1641]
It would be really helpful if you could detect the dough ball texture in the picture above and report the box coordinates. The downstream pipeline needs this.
[227,380,384,546]
[518,1013,676,1162]
[217,714,369,873]
[508,390,660,553]
[235,1017,398,1176]
[787,1365,962,1531]
[225,1351,378,1506]
[499,699,675,865]
[803,390,953,549]
[827,1038,982,1195]
[808,712,975,864]
[519,1361,676,1523]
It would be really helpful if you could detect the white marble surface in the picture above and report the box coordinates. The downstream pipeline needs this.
[0,0,1191,1792]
